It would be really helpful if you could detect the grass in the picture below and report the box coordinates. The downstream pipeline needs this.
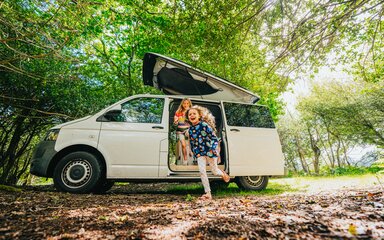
[166,173,382,198]
[275,173,382,193]
[166,181,299,197]
[29,176,53,185]
[166,183,204,194]
[0,184,22,192]
[214,182,299,197]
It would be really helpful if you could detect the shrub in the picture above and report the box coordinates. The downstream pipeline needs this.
[319,165,383,176]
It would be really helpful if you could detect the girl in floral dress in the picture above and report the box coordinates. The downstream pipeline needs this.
[187,105,230,200]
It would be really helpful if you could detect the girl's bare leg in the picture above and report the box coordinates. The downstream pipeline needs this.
[208,157,230,182]
[180,138,187,162]
[197,156,212,199]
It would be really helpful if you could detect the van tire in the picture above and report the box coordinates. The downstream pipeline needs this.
[210,181,230,191]
[93,180,115,194]
[53,151,102,194]
[236,176,268,190]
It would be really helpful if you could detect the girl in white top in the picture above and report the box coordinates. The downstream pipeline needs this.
[173,98,192,164]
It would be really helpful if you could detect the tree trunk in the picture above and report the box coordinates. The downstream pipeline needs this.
[341,140,351,166]
[0,116,24,184]
[293,134,309,174]
[335,136,342,168]
[314,127,331,167]
[0,110,37,185]
[325,125,336,168]
[307,126,321,175]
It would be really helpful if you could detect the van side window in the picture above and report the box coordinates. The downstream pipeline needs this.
[120,98,164,123]
[223,103,275,128]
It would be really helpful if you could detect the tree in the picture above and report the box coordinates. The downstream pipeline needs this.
[0,0,102,184]
[299,81,384,147]
[1,0,290,184]
[3,0,383,183]
[295,80,383,172]
[277,114,311,174]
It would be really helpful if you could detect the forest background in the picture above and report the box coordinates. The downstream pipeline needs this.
[1,0,383,185]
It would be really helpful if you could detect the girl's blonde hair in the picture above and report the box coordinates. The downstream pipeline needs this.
[187,105,217,133]
[176,98,192,114]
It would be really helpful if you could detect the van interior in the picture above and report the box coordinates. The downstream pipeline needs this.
[168,99,227,172]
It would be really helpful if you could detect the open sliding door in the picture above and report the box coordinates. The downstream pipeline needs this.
[223,102,285,176]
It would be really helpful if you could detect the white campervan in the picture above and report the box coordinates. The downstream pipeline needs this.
[30,53,285,193]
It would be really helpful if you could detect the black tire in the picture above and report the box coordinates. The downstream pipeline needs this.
[53,151,103,194]
[93,180,115,194]
[236,176,269,191]
[210,181,230,191]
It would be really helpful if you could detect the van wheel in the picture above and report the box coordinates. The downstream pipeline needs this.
[236,176,268,190]
[53,151,102,194]
[93,180,115,194]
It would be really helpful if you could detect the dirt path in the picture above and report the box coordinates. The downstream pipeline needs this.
[0,177,383,239]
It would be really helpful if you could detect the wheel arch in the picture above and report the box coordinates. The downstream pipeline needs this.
[47,145,106,178]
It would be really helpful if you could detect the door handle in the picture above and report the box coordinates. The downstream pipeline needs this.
[230,128,240,132]
[152,126,164,129]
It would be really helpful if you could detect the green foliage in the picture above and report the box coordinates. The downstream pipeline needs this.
[278,78,383,176]
[284,164,384,177]
[185,194,195,202]
[324,166,382,176]
[0,0,102,184]
[298,81,384,147]
[27,176,53,186]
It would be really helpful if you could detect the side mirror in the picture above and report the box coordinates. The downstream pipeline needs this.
[96,109,124,122]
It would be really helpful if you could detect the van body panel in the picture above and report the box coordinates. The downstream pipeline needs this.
[226,127,285,176]
[54,119,101,152]
[99,123,167,178]
[158,138,169,177]
[53,115,92,129]
[98,96,169,178]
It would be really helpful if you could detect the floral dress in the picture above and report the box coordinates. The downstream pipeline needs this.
[188,121,219,158]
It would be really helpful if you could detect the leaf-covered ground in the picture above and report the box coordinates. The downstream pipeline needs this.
[0,179,383,239]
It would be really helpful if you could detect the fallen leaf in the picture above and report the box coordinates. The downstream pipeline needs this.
[348,223,357,235]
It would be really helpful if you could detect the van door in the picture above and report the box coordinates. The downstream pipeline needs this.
[223,102,284,176]
[98,97,168,178]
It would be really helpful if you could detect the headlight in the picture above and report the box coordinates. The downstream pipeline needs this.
[45,129,60,141]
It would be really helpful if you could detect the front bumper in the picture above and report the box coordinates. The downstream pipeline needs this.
[30,141,57,177]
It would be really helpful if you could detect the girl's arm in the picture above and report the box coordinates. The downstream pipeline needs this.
[173,112,179,125]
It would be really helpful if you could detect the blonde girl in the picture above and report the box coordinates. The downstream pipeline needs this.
[187,105,230,200]
[195,105,222,163]
[173,98,192,164]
